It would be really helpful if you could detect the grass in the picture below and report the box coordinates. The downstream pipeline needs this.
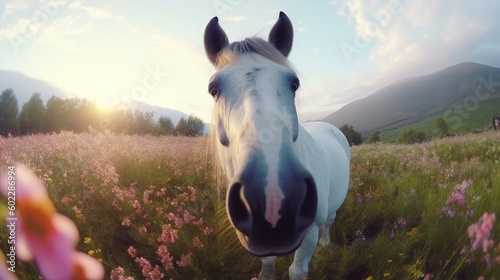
[378,97,500,143]
[1,131,500,279]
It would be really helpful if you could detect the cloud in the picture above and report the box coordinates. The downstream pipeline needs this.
[1,0,29,18]
[331,0,500,101]
[68,1,124,20]
[222,15,246,22]
[0,17,31,39]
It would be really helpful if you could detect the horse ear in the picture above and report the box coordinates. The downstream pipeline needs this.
[204,17,229,65]
[268,12,294,57]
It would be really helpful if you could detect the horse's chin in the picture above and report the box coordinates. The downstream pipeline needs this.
[234,230,305,257]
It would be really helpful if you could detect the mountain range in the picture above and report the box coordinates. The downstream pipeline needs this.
[323,62,500,137]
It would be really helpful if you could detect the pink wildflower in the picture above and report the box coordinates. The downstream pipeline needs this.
[60,195,71,204]
[148,265,164,280]
[157,245,174,270]
[204,226,214,235]
[132,200,142,213]
[110,266,127,280]
[439,180,472,218]
[157,224,179,244]
[122,218,131,227]
[192,236,204,249]
[127,246,137,257]
[138,225,148,235]
[183,210,196,223]
[188,186,196,201]
[467,212,496,252]
[143,190,153,204]
[72,205,82,216]
[135,257,152,277]
[176,251,194,267]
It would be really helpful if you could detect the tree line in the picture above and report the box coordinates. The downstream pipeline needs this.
[0,88,205,137]
[339,115,452,146]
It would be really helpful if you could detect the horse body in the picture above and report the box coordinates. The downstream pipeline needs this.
[285,122,350,279]
[203,12,350,279]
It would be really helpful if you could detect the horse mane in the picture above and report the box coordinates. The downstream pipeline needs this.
[214,37,291,70]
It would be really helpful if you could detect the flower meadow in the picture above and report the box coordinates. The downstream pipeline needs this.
[1,131,499,279]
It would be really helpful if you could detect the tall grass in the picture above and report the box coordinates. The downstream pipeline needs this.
[1,131,499,279]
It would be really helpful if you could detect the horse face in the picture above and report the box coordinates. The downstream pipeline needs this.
[204,13,318,256]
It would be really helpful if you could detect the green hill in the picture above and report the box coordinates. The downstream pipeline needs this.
[380,97,500,142]
[323,62,500,140]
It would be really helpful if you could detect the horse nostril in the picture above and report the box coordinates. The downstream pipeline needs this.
[227,182,252,235]
[296,176,318,232]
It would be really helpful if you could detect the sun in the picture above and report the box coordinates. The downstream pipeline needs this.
[95,99,114,112]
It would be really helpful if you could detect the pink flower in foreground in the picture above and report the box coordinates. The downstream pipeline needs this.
[0,260,17,280]
[0,165,104,280]
[467,212,496,252]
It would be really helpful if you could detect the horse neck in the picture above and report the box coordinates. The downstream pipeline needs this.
[292,125,320,169]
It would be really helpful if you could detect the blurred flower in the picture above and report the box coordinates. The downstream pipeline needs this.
[122,218,131,227]
[0,165,104,280]
[176,251,194,267]
[468,212,496,252]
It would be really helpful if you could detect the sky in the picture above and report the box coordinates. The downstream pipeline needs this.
[1,0,500,122]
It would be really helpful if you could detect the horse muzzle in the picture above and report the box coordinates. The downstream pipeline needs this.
[226,152,318,256]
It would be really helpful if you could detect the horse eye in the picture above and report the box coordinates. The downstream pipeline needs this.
[290,78,300,92]
[208,82,220,98]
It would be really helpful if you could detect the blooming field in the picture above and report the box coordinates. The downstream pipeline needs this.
[1,131,499,279]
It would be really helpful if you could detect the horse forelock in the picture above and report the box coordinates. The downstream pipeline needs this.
[214,37,291,70]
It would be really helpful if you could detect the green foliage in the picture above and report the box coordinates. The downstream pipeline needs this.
[43,95,65,133]
[398,128,427,144]
[435,115,449,137]
[380,98,500,142]
[129,110,156,135]
[19,92,46,134]
[340,124,363,146]
[366,131,380,143]
[0,88,19,136]
[175,114,205,136]
[157,115,175,135]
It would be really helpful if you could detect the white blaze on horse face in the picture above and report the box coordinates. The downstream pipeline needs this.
[265,181,284,228]
[216,55,295,228]
[262,134,285,228]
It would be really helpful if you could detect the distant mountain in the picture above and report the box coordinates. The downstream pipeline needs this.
[323,62,500,135]
[0,69,68,105]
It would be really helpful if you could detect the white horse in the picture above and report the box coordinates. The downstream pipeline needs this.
[204,12,350,280]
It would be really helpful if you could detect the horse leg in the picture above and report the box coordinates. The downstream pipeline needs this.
[259,256,276,280]
[289,224,320,280]
[319,212,336,246]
